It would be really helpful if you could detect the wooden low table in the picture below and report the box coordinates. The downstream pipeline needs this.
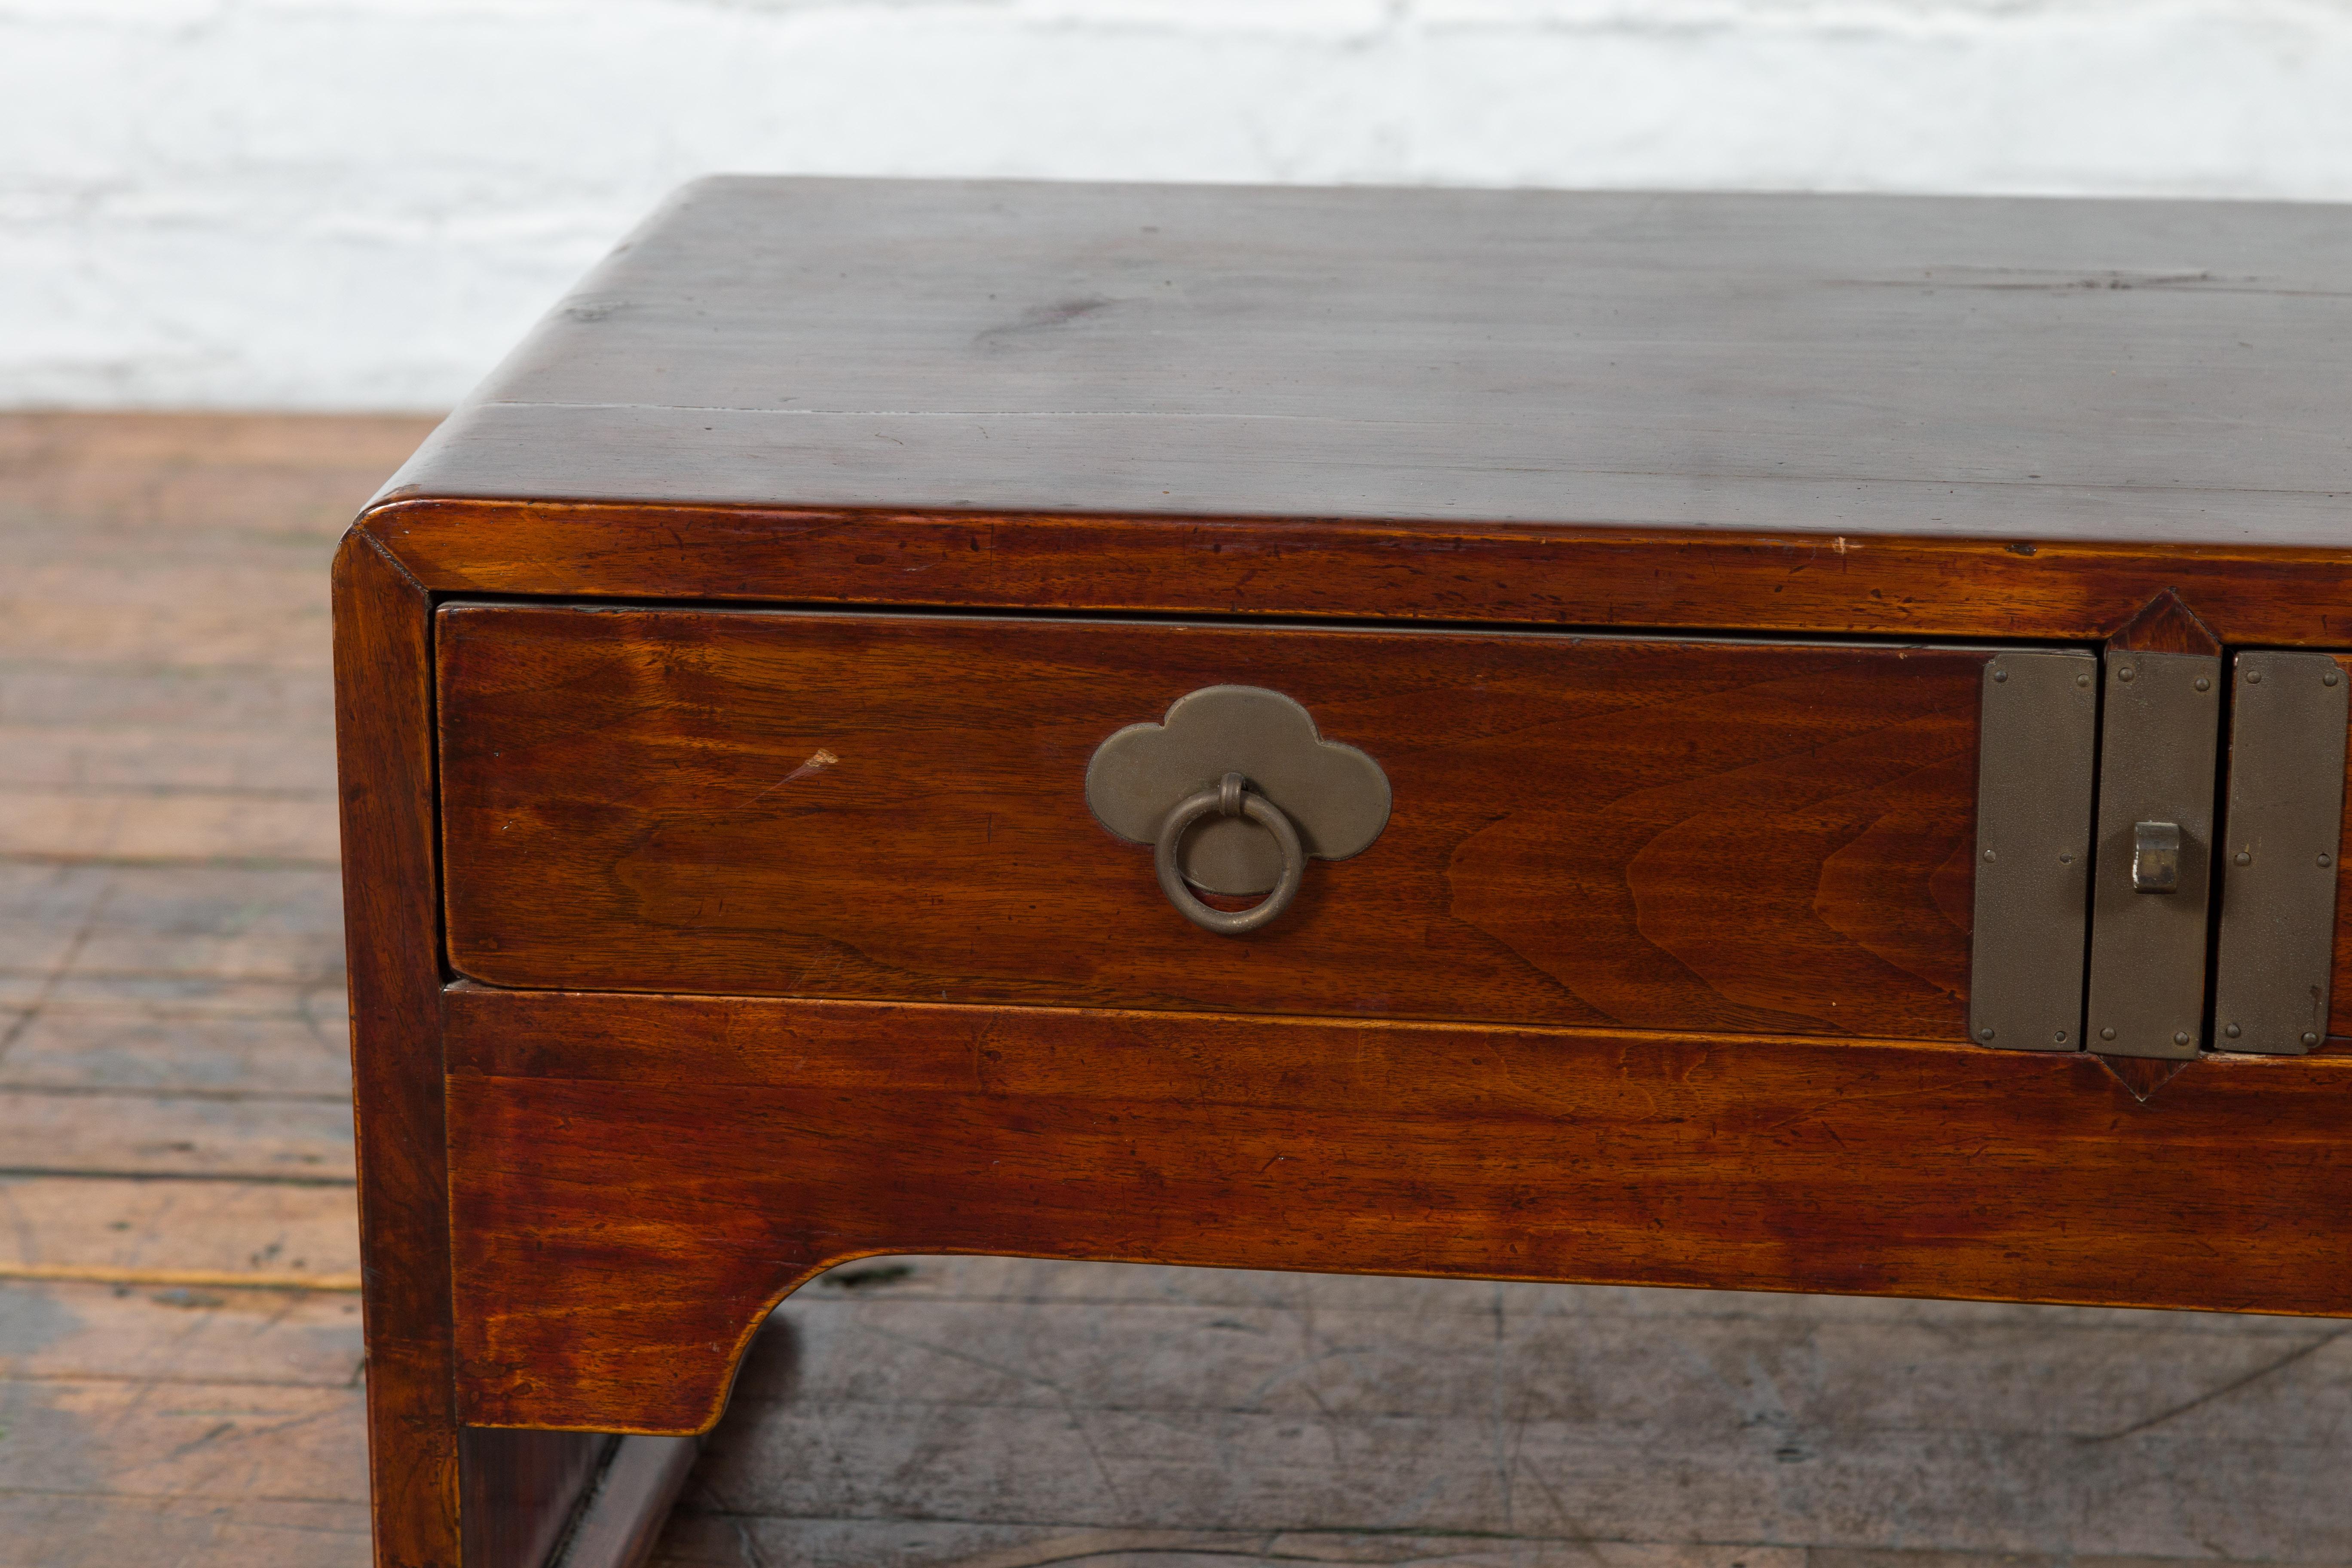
[335,178,2352,1567]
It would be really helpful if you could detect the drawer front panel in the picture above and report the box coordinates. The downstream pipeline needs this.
[438,606,1986,1037]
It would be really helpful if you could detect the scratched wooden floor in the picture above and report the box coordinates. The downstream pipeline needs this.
[3,415,2350,1568]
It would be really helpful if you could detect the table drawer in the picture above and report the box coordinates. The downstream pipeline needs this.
[438,603,2000,1038]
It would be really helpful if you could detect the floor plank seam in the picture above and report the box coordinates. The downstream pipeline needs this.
[0,1371,364,1390]
[0,1084,356,1103]
[0,1263,362,1290]
[0,853,344,872]
[0,873,113,1062]
[0,1165,357,1187]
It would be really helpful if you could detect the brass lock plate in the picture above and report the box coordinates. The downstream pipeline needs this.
[1969,650,2098,1051]
[2084,650,2223,1059]
[2212,652,2349,1054]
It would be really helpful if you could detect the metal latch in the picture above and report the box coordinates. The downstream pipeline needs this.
[2130,822,2181,893]
[2084,650,2222,1059]
[1969,634,2349,1060]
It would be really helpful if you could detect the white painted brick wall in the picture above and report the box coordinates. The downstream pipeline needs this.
[6,0,2350,409]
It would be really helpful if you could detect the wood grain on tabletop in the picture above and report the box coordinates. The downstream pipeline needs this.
[444,987,2352,1437]
[361,184,2352,654]
[378,180,2352,550]
[0,413,424,1568]
[437,603,1981,1038]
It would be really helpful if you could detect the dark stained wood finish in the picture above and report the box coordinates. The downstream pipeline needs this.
[367,497,2352,649]
[335,536,613,1566]
[334,533,468,1564]
[437,605,1984,1038]
[374,180,2352,550]
[443,986,2352,1435]
[2098,1054,2197,1100]
[458,1431,609,1568]
[356,184,2352,654]
[2109,588,2224,656]
[331,184,2352,1553]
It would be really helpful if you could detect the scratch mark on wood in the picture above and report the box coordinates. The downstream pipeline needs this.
[743,749,841,808]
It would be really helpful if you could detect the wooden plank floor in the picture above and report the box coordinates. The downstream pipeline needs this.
[4,413,2350,1568]
[0,413,421,1565]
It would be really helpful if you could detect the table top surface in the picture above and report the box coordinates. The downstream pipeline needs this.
[383,177,2352,547]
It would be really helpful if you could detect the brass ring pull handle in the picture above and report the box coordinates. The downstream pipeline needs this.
[1154,773,1305,936]
[1087,686,1390,937]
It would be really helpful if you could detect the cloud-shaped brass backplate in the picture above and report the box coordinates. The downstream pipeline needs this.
[1084,686,1391,896]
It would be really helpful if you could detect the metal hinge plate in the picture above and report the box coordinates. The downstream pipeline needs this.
[2084,650,2223,1059]
[2211,652,2349,1055]
[1968,650,2098,1051]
